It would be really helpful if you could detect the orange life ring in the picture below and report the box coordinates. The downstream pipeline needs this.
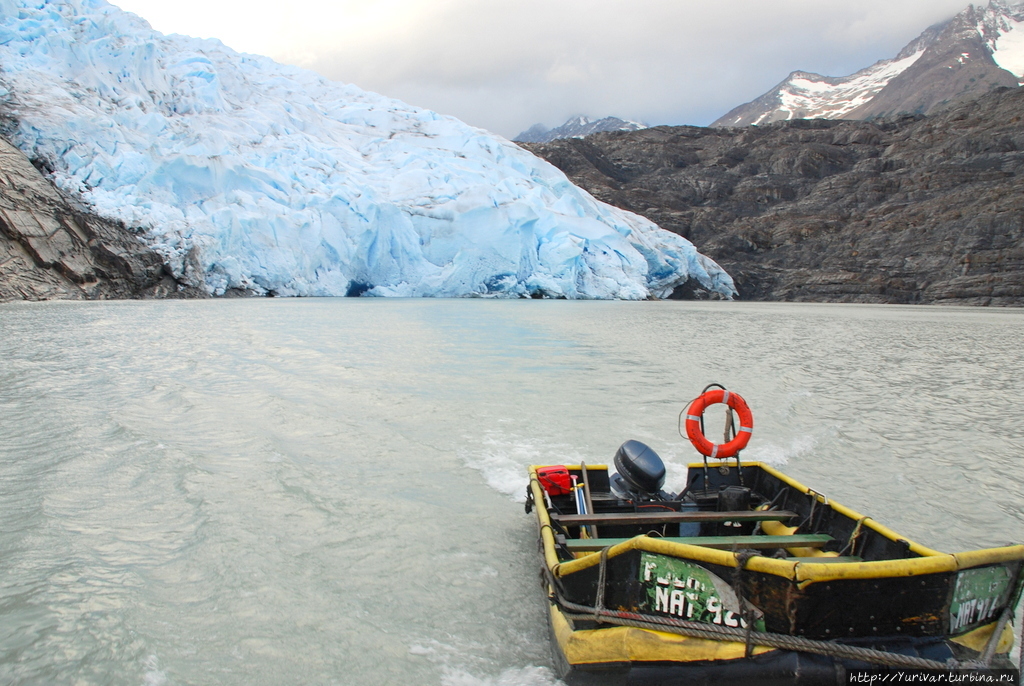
[685,389,754,459]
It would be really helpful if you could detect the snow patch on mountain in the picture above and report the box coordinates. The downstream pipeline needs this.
[978,3,1024,80]
[514,116,648,144]
[0,0,733,300]
[992,23,1024,79]
[762,50,925,125]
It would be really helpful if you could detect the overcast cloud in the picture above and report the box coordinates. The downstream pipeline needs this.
[114,0,972,138]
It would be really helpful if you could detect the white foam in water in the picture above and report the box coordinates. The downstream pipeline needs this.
[410,640,560,686]
[0,0,736,300]
[460,432,585,502]
[441,666,561,686]
[140,655,167,686]
[408,644,437,657]
[741,434,817,467]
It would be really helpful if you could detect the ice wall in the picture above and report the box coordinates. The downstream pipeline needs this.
[0,0,736,299]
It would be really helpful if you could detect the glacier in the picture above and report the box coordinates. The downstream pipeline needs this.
[979,1,1024,82]
[0,0,735,299]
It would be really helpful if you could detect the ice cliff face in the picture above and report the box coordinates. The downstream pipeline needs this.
[0,0,734,299]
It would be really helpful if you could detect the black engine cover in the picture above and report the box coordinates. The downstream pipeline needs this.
[613,440,666,495]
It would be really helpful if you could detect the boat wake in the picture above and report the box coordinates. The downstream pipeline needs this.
[461,427,820,501]
[440,666,559,686]
[741,434,817,467]
[459,430,586,503]
[409,640,559,686]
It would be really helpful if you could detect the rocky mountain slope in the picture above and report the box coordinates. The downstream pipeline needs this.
[0,135,204,302]
[514,116,647,143]
[713,1,1024,127]
[523,86,1024,305]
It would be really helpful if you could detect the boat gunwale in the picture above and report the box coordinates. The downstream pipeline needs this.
[528,463,1024,585]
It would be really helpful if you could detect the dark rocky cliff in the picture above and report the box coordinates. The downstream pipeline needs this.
[523,87,1024,305]
[0,136,204,302]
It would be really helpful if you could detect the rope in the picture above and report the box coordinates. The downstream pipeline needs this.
[545,564,956,671]
[556,599,953,670]
[978,604,1013,667]
[732,550,757,659]
[802,489,822,531]
[839,517,868,557]
[593,546,609,623]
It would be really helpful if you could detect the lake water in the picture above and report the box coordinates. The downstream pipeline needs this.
[1,299,1023,685]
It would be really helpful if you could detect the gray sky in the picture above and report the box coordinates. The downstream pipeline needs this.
[113,0,971,139]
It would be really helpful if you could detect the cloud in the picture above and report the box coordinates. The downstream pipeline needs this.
[114,0,971,138]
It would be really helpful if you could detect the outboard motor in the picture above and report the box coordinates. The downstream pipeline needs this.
[610,440,667,501]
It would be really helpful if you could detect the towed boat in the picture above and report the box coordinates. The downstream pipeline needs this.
[525,386,1024,685]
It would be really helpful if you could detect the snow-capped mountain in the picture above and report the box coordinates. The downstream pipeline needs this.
[713,1,1024,127]
[514,116,648,144]
[0,0,732,300]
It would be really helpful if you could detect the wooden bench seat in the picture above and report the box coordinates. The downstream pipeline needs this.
[787,556,863,563]
[551,510,797,527]
[563,533,833,552]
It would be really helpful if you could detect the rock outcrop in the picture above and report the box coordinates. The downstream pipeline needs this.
[523,87,1024,305]
[0,136,205,302]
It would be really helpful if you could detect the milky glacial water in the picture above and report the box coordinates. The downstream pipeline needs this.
[1,299,1023,685]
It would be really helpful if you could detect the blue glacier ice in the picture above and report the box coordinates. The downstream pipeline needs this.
[0,0,736,299]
